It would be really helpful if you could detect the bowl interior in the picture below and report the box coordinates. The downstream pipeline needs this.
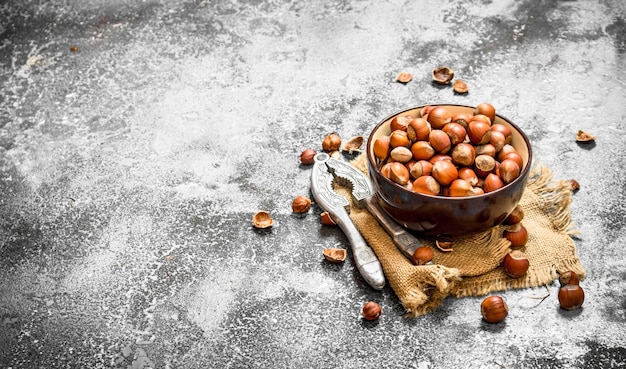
[368,105,530,171]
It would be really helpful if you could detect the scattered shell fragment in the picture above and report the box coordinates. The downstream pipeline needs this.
[252,211,274,228]
[435,238,454,252]
[432,66,454,84]
[453,79,469,93]
[576,130,595,142]
[342,136,364,154]
[396,71,413,83]
[323,248,347,263]
[320,211,336,226]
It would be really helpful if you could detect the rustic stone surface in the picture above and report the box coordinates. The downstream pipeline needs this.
[1,1,625,368]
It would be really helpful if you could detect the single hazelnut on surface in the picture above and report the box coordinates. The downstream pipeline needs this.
[361,301,382,321]
[558,284,585,310]
[299,148,317,165]
[412,246,434,265]
[322,132,341,152]
[480,295,508,323]
[292,195,312,213]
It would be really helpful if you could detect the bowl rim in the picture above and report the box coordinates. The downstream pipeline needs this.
[366,103,533,200]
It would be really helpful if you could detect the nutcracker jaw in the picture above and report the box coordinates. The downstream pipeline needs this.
[310,153,386,290]
[311,152,426,265]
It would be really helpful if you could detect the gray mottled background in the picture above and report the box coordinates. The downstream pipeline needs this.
[1,0,625,368]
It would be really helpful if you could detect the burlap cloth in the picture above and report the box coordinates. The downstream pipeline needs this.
[338,154,585,317]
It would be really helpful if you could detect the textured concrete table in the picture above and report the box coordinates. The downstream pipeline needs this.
[1,1,625,368]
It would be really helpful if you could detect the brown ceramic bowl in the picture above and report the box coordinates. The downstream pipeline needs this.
[366,104,532,237]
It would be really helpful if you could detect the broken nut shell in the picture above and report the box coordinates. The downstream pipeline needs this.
[323,248,347,263]
[342,136,364,154]
[432,66,454,84]
[252,211,274,229]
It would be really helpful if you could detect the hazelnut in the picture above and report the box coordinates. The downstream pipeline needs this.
[292,195,312,213]
[361,301,382,321]
[481,295,508,323]
[503,205,524,225]
[322,132,341,152]
[502,250,529,278]
[412,246,434,265]
[426,107,452,130]
[558,284,585,310]
[503,223,528,248]
[475,103,496,123]
[299,148,317,165]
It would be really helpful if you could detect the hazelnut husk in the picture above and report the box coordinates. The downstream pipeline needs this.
[320,211,336,226]
[342,136,364,154]
[453,79,468,93]
[432,66,454,84]
[396,71,413,83]
[252,211,274,229]
[576,130,595,143]
[323,248,346,263]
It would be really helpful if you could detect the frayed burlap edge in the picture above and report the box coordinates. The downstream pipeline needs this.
[450,163,586,298]
[348,155,585,317]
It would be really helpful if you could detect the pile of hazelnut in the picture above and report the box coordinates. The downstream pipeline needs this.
[372,103,524,197]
